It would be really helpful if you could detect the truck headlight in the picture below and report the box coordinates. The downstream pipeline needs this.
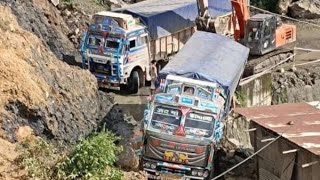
[198,171,203,177]
[203,170,209,178]
[145,162,150,168]
[191,170,197,176]
[151,164,156,169]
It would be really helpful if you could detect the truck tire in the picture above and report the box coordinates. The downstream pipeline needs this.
[129,71,139,94]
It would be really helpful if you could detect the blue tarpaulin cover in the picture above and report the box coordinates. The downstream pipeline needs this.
[114,0,232,40]
[158,31,249,112]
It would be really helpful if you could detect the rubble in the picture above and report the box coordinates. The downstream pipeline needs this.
[102,106,142,171]
[276,0,320,19]
[272,67,320,104]
[289,0,320,19]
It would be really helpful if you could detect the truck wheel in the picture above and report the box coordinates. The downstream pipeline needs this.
[129,71,139,94]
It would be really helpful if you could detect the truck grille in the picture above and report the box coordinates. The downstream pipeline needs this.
[145,135,208,167]
[90,62,112,76]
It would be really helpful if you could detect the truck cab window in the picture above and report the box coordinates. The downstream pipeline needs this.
[105,40,119,49]
[151,106,182,132]
[87,35,103,47]
[183,86,195,95]
[138,36,147,46]
[129,39,136,49]
[185,112,214,137]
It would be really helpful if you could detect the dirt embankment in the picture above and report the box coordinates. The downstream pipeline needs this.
[0,3,117,178]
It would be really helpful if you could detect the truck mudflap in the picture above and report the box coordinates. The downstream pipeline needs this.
[94,73,121,90]
[141,158,209,180]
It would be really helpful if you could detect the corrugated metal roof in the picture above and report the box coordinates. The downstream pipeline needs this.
[234,103,320,156]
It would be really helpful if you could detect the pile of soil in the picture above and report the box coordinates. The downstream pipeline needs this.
[0,4,113,144]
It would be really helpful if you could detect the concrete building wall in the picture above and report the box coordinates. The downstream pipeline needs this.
[239,73,272,107]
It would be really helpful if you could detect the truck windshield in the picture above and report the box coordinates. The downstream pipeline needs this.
[105,40,120,49]
[185,112,214,138]
[87,34,103,47]
[151,106,182,133]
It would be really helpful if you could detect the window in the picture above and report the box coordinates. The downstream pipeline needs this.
[138,36,147,46]
[264,21,271,37]
[105,40,119,49]
[87,35,103,47]
[183,86,195,95]
[185,112,214,137]
[151,106,182,133]
[129,39,136,49]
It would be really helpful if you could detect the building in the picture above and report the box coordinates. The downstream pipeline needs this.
[234,103,320,180]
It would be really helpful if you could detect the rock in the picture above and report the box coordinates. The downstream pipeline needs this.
[289,0,320,19]
[50,0,59,7]
[102,106,142,171]
[63,9,71,17]
[15,126,34,142]
[277,0,293,14]
[228,138,241,148]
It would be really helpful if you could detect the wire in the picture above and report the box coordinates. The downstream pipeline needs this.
[212,131,284,180]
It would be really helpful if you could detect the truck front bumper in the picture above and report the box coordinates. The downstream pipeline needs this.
[141,157,207,180]
[94,73,124,90]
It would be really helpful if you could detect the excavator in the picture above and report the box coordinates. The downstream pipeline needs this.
[195,0,297,76]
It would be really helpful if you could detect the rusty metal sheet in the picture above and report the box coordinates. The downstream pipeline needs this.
[234,103,320,155]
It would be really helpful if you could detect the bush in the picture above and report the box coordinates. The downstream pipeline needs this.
[17,129,123,180]
[16,138,60,179]
[56,130,123,180]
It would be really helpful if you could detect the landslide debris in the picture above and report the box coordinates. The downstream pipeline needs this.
[2,0,75,61]
[272,66,320,104]
[0,5,113,144]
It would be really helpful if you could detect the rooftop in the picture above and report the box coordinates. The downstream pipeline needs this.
[234,103,320,156]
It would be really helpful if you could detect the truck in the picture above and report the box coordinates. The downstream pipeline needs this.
[80,0,233,93]
[139,31,249,179]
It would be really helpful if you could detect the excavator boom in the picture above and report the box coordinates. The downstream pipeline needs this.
[195,0,216,33]
[230,0,250,41]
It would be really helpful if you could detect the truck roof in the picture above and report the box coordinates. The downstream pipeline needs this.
[92,11,146,33]
[159,31,249,106]
[94,11,134,20]
[114,0,232,40]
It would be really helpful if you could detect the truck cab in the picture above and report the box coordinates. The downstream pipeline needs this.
[140,75,227,180]
[80,12,151,93]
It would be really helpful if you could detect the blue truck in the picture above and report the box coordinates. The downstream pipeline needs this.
[139,31,249,179]
[80,0,232,93]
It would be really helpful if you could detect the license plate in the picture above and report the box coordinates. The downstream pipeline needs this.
[160,174,182,180]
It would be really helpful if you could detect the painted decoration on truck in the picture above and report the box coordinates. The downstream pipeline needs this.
[180,97,193,106]
[154,94,174,104]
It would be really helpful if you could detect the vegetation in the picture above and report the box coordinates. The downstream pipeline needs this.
[272,87,288,104]
[235,89,248,107]
[251,0,278,12]
[57,130,123,179]
[17,129,123,180]
[62,0,74,5]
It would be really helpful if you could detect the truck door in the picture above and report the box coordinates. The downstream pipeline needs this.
[260,18,276,55]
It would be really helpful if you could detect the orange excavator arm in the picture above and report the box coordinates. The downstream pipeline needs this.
[230,0,250,41]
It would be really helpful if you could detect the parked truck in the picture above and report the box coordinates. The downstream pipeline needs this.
[80,0,232,93]
[139,31,249,179]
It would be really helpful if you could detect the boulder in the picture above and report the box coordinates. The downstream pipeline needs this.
[277,0,293,14]
[289,0,320,19]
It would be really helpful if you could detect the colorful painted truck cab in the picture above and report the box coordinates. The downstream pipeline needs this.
[80,0,233,93]
[139,31,249,179]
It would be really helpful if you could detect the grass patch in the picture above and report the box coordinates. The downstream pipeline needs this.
[16,129,123,180]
